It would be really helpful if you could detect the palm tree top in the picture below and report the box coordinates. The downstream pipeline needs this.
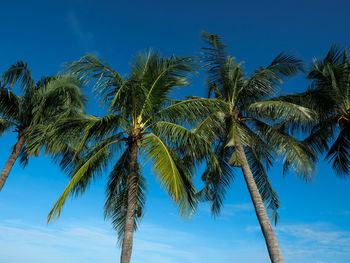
[197,32,317,221]
[280,44,350,176]
[46,50,225,246]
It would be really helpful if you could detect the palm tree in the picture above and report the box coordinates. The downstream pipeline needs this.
[46,51,223,263]
[196,32,317,263]
[276,45,350,176]
[0,62,86,191]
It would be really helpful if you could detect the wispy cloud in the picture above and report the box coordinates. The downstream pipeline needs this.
[0,219,117,263]
[221,203,253,216]
[247,222,350,262]
[67,11,99,56]
[0,219,267,263]
[337,210,350,216]
[278,223,350,261]
[199,202,253,218]
[1,219,350,263]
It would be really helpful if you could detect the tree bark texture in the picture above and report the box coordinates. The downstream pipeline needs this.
[0,136,25,192]
[120,138,138,263]
[236,144,284,263]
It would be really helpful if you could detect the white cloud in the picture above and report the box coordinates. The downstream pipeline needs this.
[278,223,350,261]
[0,219,269,263]
[199,202,253,218]
[1,219,350,263]
[221,203,253,216]
[67,11,99,56]
[247,222,350,262]
[0,220,117,263]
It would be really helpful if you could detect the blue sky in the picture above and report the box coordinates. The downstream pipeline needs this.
[0,0,350,262]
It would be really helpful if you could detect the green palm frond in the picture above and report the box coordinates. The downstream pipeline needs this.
[137,54,196,121]
[0,116,12,135]
[243,70,280,101]
[268,52,303,77]
[273,91,331,129]
[0,87,22,122]
[64,54,124,102]
[73,114,125,156]
[199,143,235,216]
[278,44,350,177]
[247,100,316,124]
[1,61,35,90]
[52,51,205,248]
[30,76,86,124]
[206,80,223,99]
[104,150,147,245]
[141,133,196,216]
[0,63,88,177]
[225,119,251,147]
[153,97,228,125]
[255,120,316,180]
[47,136,124,222]
[304,117,336,153]
[31,114,94,156]
[308,44,344,75]
[41,75,86,110]
[224,57,245,103]
[191,111,226,143]
[201,31,227,84]
[240,53,303,103]
[325,130,350,175]
[151,121,218,165]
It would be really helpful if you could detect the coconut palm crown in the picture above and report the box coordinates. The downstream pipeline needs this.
[46,51,224,263]
[195,32,317,263]
[0,62,86,191]
[277,45,350,176]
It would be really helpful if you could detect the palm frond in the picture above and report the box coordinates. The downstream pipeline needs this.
[304,117,336,153]
[199,142,235,216]
[0,116,12,135]
[47,137,124,222]
[201,31,227,69]
[240,53,302,102]
[268,53,303,77]
[191,111,226,143]
[225,119,251,147]
[30,76,86,124]
[73,114,125,156]
[0,87,22,122]
[64,54,124,102]
[1,61,35,90]
[137,53,196,121]
[255,120,317,181]
[247,100,316,125]
[151,121,218,165]
[104,150,147,245]
[325,129,350,175]
[141,133,196,216]
[153,98,228,125]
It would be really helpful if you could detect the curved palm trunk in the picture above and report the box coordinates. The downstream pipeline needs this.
[0,136,25,192]
[236,144,283,263]
[120,138,138,263]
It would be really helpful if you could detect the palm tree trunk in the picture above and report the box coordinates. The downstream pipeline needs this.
[0,136,25,192]
[120,139,138,263]
[236,144,284,263]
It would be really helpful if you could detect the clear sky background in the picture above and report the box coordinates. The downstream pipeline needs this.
[0,0,349,262]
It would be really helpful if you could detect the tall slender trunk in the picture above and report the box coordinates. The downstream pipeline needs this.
[0,136,25,192]
[120,137,139,263]
[236,144,284,263]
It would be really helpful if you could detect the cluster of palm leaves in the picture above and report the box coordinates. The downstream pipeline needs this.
[0,62,85,191]
[0,32,348,263]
